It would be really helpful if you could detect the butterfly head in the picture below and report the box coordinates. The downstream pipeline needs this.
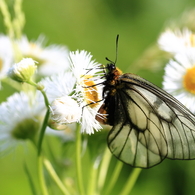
[105,61,123,79]
[107,62,116,72]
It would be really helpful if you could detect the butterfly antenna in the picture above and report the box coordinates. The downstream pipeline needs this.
[115,34,119,64]
[105,57,114,63]
[105,34,119,65]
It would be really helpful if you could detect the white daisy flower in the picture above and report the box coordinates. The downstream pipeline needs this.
[40,50,104,134]
[8,58,37,82]
[0,35,14,79]
[163,49,195,113]
[69,50,104,134]
[40,72,79,132]
[158,28,195,54]
[0,92,44,155]
[47,96,79,139]
[49,96,81,124]
[17,35,70,76]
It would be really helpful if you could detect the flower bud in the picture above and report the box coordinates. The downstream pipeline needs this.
[8,58,37,82]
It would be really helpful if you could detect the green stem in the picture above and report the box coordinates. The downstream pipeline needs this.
[38,155,49,195]
[37,109,50,156]
[40,90,50,108]
[44,158,71,195]
[103,161,123,195]
[87,158,100,195]
[26,81,50,108]
[24,79,51,195]
[76,124,85,195]
[97,147,112,192]
[120,168,142,195]
[26,80,38,88]
[36,85,51,195]
[36,85,50,156]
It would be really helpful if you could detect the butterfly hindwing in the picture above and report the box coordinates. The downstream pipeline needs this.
[107,73,195,168]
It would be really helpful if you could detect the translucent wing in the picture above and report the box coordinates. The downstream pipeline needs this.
[107,73,195,168]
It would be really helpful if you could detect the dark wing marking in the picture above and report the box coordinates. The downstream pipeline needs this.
[107,74,195,168]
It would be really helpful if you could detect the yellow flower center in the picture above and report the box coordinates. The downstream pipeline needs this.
[183,66,195,94]
[82,75,100,108]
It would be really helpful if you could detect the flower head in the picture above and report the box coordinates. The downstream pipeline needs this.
[0,92,44,155]
[17,35,70,76]
[40,72,78,130]
[163,49,195,113]
[49,96,82,125]
[40,50,104,134]
[158,28,195,54]
[8,58,37,82]
[69,50,104,134]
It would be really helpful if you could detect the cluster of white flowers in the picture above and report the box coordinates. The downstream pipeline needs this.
[158,28,195,113]
[0,36,105,154]
[41,50,104,134]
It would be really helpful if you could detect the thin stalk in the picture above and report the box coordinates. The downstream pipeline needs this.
[0,0,23,61]
[36,86,50,156]
[37,109,50,156]
[38,155,49,195]
[44,158,71,195]
[76,124,85,195]
[0,0,14,39]
[103,161,123,195]
[40,90,50,108]
[13,0,25,39]
[87,158,100,195]
[120,168,142,195]
[26,81,50,108]
[97,147,112,192]
[21,75,51,195]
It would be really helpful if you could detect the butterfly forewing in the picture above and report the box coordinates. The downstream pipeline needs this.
[108,84,167,168]
[107,73,195,168]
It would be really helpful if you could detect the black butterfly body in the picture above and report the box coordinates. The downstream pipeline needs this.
[97,63,195,168]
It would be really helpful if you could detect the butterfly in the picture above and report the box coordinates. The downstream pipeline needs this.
[96,36,195,168]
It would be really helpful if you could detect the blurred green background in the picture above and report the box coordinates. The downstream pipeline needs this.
[1,0,195,194]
